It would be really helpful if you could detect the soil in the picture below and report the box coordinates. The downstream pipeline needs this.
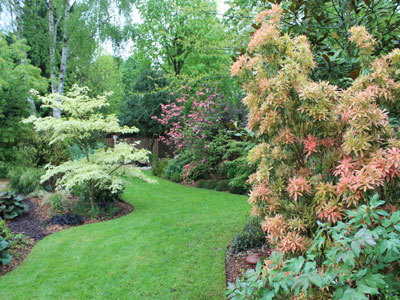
[0,196,133,277]
[225,244,271,285]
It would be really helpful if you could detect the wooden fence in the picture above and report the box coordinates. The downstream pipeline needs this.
[105,136,173,158]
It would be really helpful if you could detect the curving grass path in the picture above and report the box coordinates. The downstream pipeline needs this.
[0,174,249,299]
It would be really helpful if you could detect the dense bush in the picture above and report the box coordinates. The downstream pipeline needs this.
[79,186,122,205]
[72,197,120,219]
[152,158,169,177]
[163,156,187,182]
[196,179,218,190]
[0,36,47,165]
[0,220,12,265]
[46,213,84,226]
[228,5,400,299]
[226,156,255,195]
[230,217,266,254]
[228,196,400,299]
[0,192,29,220]
[232,4,400,254]
[215,180,230,192]
[14,133,69,168]
[120,68,170,136]
[8,167,44,195]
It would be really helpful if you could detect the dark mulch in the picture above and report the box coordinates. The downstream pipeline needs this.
[225,244,270,285]
[7,198,48,241]
[0,196,133,277]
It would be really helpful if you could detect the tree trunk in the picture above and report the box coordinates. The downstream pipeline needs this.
[48,0,58,95]
[346,0,353,56]
[58,0,70,98]
[13,0,23,39]
[88,182,95,211]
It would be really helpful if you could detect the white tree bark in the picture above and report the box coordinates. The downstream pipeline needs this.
[48,0,58,94]
[48,0,71,119]
[12,0,23,38]
[58,0,70,98]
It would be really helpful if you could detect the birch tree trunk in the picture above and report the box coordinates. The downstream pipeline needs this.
[12,0,23,39]
[48,0,58,95]
[58,0,70,98]
[49,0,71,119]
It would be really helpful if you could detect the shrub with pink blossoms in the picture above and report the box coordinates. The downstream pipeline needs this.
[152,85,227,181]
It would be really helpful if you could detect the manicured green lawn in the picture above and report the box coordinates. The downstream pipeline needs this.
[0,174,249,299]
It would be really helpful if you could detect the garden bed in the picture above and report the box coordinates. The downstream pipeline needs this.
[225,244,270,285]
[0,196,133,277]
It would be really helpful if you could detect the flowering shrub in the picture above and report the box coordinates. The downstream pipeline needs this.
[152,86,222,149]
[231,4,400,256]
[153,86,227,181]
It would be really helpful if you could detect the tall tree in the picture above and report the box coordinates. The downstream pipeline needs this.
[133,0,230,79]
[14,0,135,117]
[0,36,47,162]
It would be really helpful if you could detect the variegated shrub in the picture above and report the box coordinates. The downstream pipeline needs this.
[231,5,400,255]
[25,85,154,208]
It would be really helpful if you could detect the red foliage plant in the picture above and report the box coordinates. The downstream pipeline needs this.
[232,4,400,255]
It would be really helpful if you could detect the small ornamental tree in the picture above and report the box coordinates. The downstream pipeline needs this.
[152,86,224,181]
[25,85,153,209]
[231,5,400,255]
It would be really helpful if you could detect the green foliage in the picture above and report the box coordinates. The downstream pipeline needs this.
[230,217,266,254]
[0,192,29,220]
[67,142,105,161]
[7,167,44,195]
[120,68,170,136]
[134,0,229,78]
[215,179,230,192]
[121,52,152,94]
[162,155,187,182]
[15,133,70,168]
[0,220,12,265]
[152,158,169,177]
[72,196,120,219]
[0,35,47,163]
[25,85,154,210]
[42,192,70,215]
[83,55,124,115]
[223,140,256,195]
[228,195,400,299]
[21,0,51,77]
[226,0,400,87]
[195,179,218,190]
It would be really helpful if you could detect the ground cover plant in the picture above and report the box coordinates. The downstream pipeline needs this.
[228,4,400,299]
[0,221,12,265]
[0,173,249,299]
[0,192,28,220]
